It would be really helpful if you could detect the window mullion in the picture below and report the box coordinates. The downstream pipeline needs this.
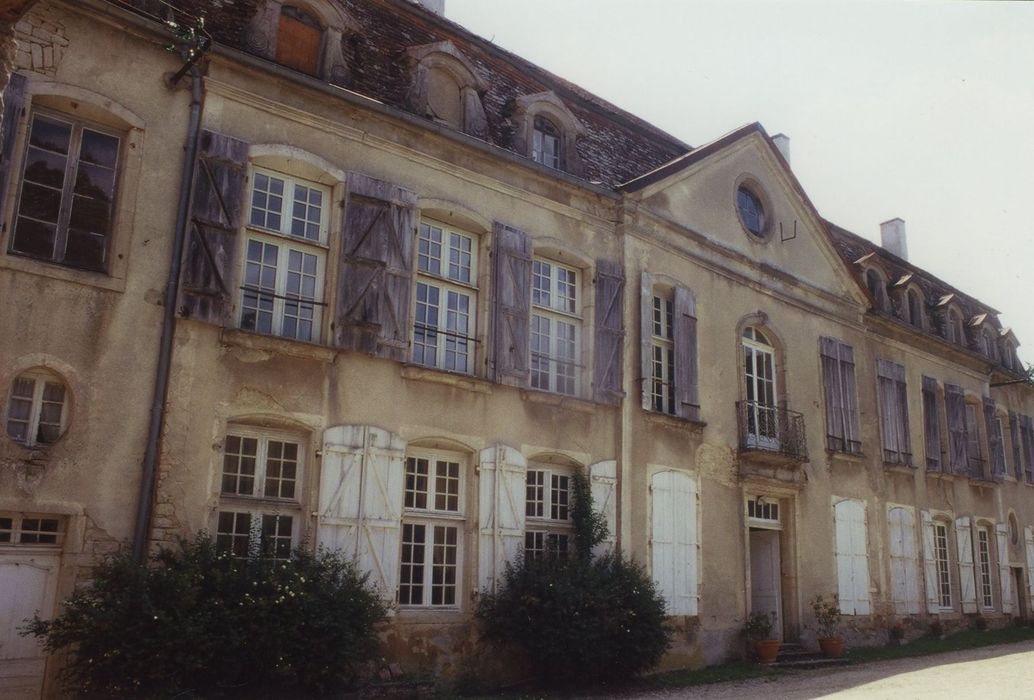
[54,125,83,262]
[27,377,46,447]
[255,437,270,498]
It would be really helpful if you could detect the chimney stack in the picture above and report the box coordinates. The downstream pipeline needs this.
[880,218,908,261]
[410,0,445,15]
[771,133,790,165]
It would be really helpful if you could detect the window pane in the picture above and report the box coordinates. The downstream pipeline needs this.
[431,525,458,606]
[241,239,278,334]
[222,435,258,495]
[0,517,12,542]
[551,474,570,520]
[532,260,551,307]
[405,457,429,510]
[78,129,119,169]
[434,460,460,512]
[443,291,470,372]
[250,172,284,231]
[399,523,426,605]
[216,511,252,558]
[263,439,298,499]
[16,181,63,223]
[29,116,72,155]
[290,183,323,241]
[10,218,58,260]
[418,224,442,275]
[448,232,472,284]
[526,470,545,517]
[261,514,293,560]
[62,228,107,270]
[412,282,439,367]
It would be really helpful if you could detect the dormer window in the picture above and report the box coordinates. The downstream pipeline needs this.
[404,41,488,139]
[983,330,999,362]
[532,116,561,170]
[865,268,888,310]
[906,288,924,330]
[948,308,965,345]
[277,6,323,76]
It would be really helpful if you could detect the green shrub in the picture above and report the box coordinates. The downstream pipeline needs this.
[475,472,670,687]
[22,534,387,698]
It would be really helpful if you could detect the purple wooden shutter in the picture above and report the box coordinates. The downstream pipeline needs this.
[1009,411,1022,480]
[921,376,941,471]
[334,173,417,360]
[673,285,698,421]
[820,337,844,451]
[944,384,968,475]
[490,222,531,384]
[984,398,1005,479]
[1022,416,1034,484]
[592,258,624,405]
[840,342,861,453]
[876,359,899,463]
[639,272,654,411]
[0,72,27,228]
[178,130,249,324]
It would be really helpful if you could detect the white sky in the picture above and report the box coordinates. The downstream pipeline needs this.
[444,0,1034,366]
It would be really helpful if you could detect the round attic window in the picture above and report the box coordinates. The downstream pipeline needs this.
[736,185,767,238]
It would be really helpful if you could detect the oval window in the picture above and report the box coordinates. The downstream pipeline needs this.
[737,186,766,237]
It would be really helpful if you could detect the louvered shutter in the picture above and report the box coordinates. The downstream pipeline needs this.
[650,470,699,615]
[945,384,968,474]
[0,72,27,226]
[820,338,845,451]
[921,511,940,613]
[1021,416,1034,483]
[984,399,1005,478]
[317,425,405,601]
[921,377,941,471]
[477,445,526,593]
[955,516,978,613]
[1009,412,1022,480]
[178,130,249,324]
[490,223,531,384]
[876,359,905,463]
[334,173,416,359]
[834,500,870,615]
[592,260,624,405]
[997,523,1013,614]
[640,272,654,411]
[673,286,699,421]
[840,343,861,451]
[888,506,920,615]
[589,459,617,557]
[1025,527,1034,613]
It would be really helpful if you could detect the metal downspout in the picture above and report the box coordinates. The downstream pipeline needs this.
[132,65,203,561]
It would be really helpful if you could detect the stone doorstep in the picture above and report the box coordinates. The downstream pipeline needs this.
[770,642,849,670]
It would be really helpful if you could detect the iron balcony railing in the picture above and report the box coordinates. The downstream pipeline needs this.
[736,401,808,461]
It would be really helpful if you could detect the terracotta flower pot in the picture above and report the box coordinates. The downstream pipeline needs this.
[754,639,781,663]
[819,637,844,658]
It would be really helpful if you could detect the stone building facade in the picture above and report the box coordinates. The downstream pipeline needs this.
[1,0,1033,696]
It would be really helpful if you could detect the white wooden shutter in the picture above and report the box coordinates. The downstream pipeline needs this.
[1025,526,1034,613]
[997,522,1014,614]
[955,516,978,613]
[477,445,527,594]
[317,425,405,601]
[834,499,870,615]
[589,459,617,557]
[888,506,920,614]
[650,470,699,615]
[921,510,940,613]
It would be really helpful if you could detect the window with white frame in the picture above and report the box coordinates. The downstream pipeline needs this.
[531,258,580,395]
[976,525,994,610]
[239,167,329,342]
[933,521,952,609]
[525,465,574,559]
[649,292,676,415]
[9,111,121,272]
[6,368,68,447]
[0,513,64,546]
[532,115,561,170]
[399,450,465,607]
[216,429,303,560]
[412,221,477,373]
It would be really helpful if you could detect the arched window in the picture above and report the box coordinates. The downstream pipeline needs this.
[948,308,965,345]
[983,330,999,362]
[532,115,561,170]
[425,67,463,129]
[865,268,887,310]
[742,327,777,449]
[276,5,322,75]
[906,288,924,329]
[6,368,69,447]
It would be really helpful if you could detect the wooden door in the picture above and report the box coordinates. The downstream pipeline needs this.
[750,529,782,638]
[0,552,60,699]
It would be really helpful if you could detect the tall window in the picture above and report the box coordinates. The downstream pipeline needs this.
[876,359,911,466]
[948,309,965,345]
[240,167,329,342]
[820,337,861,454]
[531,258,580,395]
[976,526,994,610]
[933,521,952,609]
[525,465,573,559]
[743,327,777,449]
[532,116,561,170]
[412,221,477,373]
[650,292,676,414]
[906,288,924,329]
[9,112,120,272]
[399,451,464,607]
[276,6,322,76]
[982,330,999,362]
[6,369,68,447]
[865,269,887,310]
[216,429,303,560]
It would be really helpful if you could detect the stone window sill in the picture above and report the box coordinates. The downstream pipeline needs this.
[219,328,337,362]
[400,365,492,394]
[519,388,602,414]
[642,410,706,433]
[1,253,126,293]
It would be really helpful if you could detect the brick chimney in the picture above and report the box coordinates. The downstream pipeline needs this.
[880,218,908,261]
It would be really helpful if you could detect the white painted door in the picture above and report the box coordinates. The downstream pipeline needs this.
[750,529,782,638]
[0,553,60,700]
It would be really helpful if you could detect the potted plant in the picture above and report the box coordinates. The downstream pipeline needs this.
[745,611,781,663]
[811,594,844,658]
[888,621,905,646]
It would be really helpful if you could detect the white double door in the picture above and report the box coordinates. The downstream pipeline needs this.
[0,552,60,700]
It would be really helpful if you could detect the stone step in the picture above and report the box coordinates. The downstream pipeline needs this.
[771,656,850,670]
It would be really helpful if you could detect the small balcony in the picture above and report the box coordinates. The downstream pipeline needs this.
[736,401,809,466]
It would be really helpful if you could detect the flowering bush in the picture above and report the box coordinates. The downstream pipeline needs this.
[22,534,386,697]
